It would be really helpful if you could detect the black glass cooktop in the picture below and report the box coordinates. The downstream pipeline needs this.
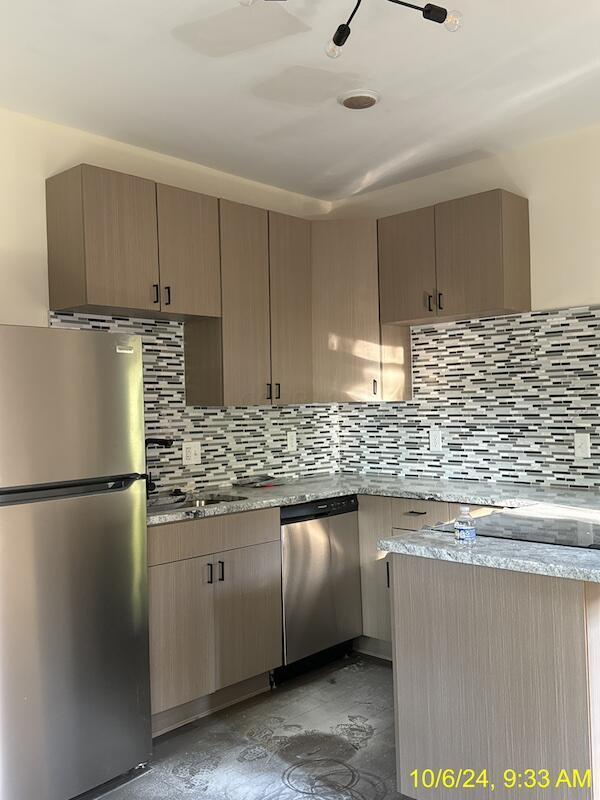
[435,507,600,549]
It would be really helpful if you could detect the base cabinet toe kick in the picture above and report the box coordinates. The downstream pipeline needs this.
[388,553,598,800]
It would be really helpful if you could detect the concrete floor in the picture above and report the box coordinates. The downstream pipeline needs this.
[101,655,403,800]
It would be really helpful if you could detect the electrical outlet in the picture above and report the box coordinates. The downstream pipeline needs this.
[182,441,202,466]
[574,432,591,460]
[287,430,298,453]
[429,427,444,453]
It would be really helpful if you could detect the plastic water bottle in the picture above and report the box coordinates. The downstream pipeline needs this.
[454,506,476,545]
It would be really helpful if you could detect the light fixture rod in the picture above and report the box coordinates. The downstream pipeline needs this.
[386,0,424,12]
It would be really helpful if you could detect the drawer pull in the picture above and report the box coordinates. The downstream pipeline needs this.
[218,560,225,582]
[386,560,391,589]
[207,563,214,584]
[407,510,428,516]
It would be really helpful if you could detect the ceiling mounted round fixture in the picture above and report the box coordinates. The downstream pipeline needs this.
[338,89,380,110]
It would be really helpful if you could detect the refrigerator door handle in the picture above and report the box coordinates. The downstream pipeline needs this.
[0,474,143,507]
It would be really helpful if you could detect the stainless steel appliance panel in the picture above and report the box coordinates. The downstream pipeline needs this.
[0,325,145,489]
[0,479,151,800]
[282,511,363,664]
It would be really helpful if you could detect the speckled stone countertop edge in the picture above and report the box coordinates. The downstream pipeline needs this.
[379,530,600,584]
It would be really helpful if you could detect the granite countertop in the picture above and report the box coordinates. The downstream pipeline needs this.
[379,527,600,583]
[147,471,600,527]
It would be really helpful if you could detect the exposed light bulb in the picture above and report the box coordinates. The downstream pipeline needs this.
[325,39,343,59]
[444,10,463,31]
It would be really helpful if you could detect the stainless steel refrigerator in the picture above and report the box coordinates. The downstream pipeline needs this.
[0,325,151,800]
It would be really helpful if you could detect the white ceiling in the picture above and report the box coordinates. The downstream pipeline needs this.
[2,0,600,200]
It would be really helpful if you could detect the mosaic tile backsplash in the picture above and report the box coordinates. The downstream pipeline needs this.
[51,304,600,492]
[340,305,600,488]
[49,312,339,493]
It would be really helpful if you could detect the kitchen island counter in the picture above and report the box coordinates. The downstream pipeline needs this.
[383,522,600,799]
[379,526,600,583]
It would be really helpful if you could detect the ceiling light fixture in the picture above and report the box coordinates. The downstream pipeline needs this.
[325,0,462,58]
[237,0,463,55]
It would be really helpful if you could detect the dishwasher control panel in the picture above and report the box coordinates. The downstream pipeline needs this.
[281,494,358,524]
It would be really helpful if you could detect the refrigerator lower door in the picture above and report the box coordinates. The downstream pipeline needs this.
[0,325,145,489]
[0,478,151,800]
[282,511,363,665]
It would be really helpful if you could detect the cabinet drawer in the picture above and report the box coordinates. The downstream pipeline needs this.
[391,498,451,531]
[148,508,280,567]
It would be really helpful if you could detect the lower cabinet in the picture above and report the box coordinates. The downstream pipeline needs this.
[149,557,216,713]
[358,497,493,645]
[148,511,282,716]
[358,496,393,643]
[213,541,282,691]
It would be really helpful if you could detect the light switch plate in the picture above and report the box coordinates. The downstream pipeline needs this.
[287,430,298,453]
[429,427,444,454]
[574,432,591,460]
[182,441,202,465]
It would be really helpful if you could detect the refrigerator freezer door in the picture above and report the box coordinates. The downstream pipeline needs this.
[0,325,145,489]
[0,478,151,800]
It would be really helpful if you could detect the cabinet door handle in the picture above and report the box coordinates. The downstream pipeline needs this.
[275,383,281,400]
[207,563,214,584]
[427,293,434,312]
[437,292,444,311]
[218,560,225,582]
[152,284,160,304]
[266,383,272,401]
[373,379,378,396]
[408,510,428,516]
[386,560,391,589]
[164,286,172,306]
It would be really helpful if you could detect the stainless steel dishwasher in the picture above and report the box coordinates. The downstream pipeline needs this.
[281,495,363,665]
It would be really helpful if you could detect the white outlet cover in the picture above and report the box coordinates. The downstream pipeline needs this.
[574,432,591,460]
[429,427,444,454]
[287,430,298,453]
[182,441,202,465]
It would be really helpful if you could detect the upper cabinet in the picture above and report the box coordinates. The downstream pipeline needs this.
[47,165,221,318]
[47,164,160,314]
[220,200,272,405]
[269,212,312,405]
[185,201,272,406]
[46,165,530,406]
[156,184,221,317]
[435,189,531,319]
[378,189,531,325]
[311,220,382,403]
[185,206,314,407]
[379,206,437,324]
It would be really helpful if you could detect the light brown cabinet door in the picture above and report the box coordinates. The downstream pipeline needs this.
[358,496,392,643]
[156,184,221,317]
[378,207,437,324]
[82,165,160,312]
[269,212,313,405]
[149,557,215,714]
[435,189,505,318]
[214,541,282,690]
[311,220,382,403]
[220,200,271,405]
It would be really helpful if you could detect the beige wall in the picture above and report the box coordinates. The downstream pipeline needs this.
[333,124,600,312]
[0,106,330,327]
